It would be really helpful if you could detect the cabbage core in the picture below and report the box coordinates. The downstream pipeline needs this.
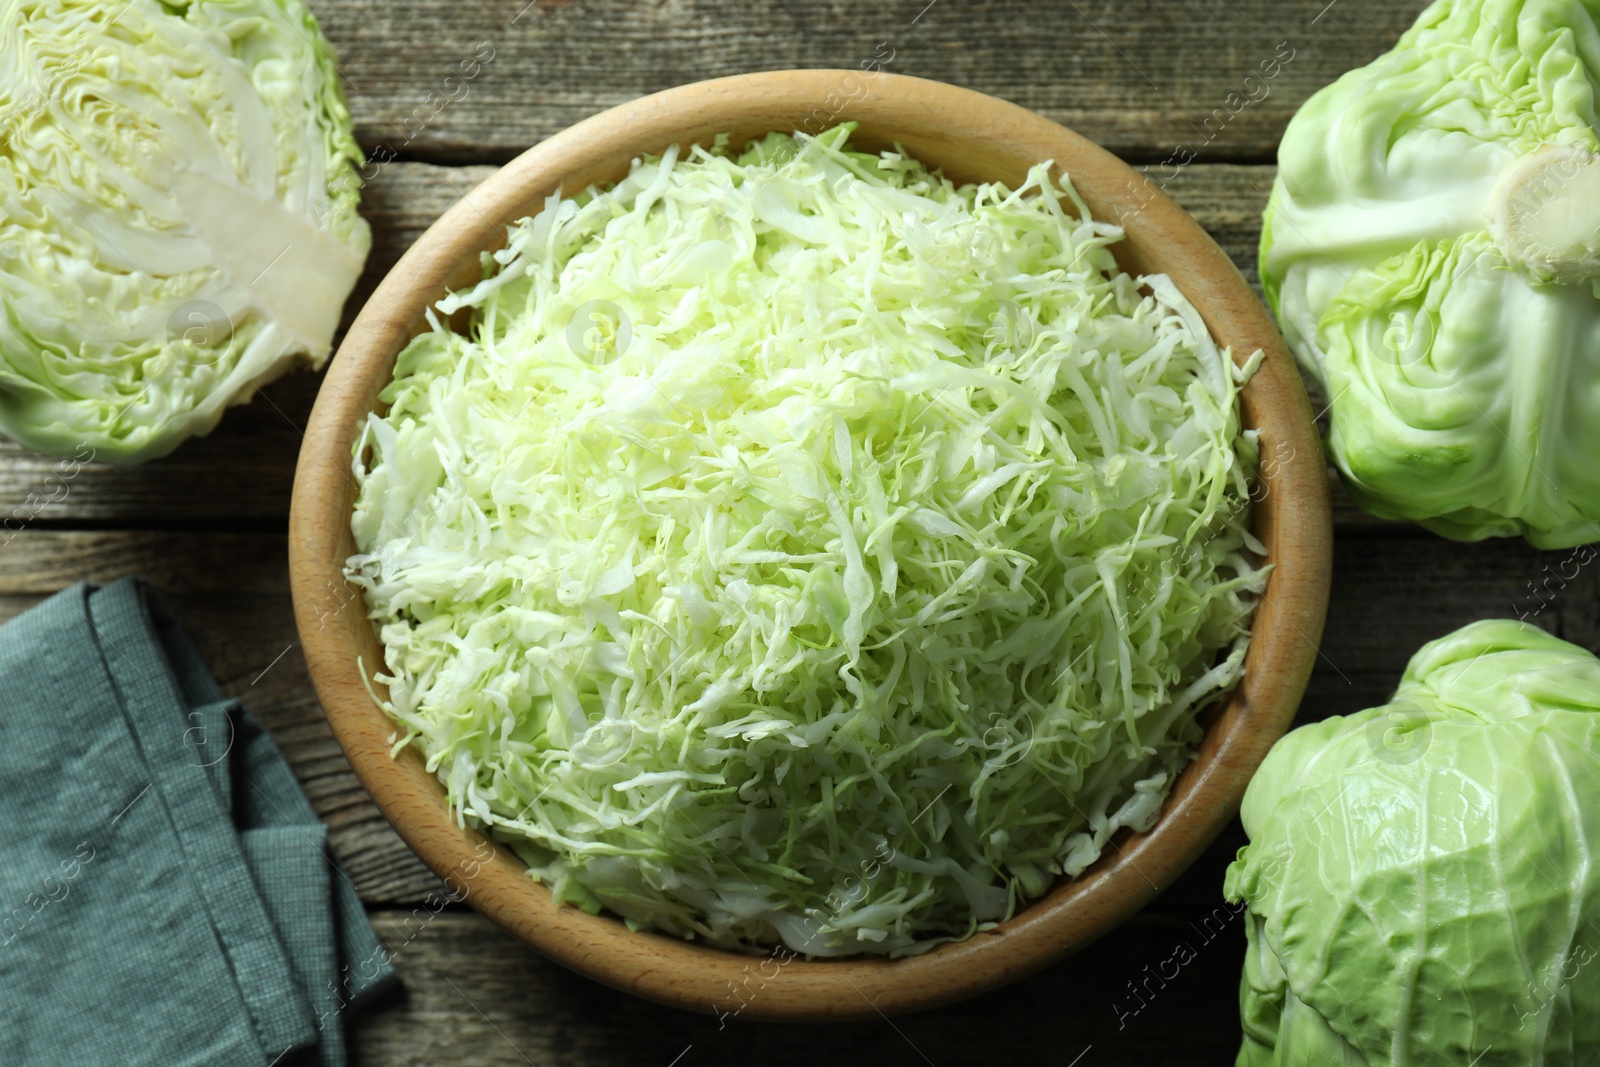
[1491,146,1600,283]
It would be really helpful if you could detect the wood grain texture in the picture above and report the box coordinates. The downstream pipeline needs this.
[348,905,1248,1066]
[314,0,1428,164]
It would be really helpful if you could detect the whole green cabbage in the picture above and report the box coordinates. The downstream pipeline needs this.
[1227,620,1600,1065]
[0,0,369,463]
[1261,0,1600,547]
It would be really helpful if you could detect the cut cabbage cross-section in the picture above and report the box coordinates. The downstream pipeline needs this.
[0,0,370,463]
[1491,146,1600,283]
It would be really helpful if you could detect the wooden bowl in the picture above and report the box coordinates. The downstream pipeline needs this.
[289,70,1332,1021]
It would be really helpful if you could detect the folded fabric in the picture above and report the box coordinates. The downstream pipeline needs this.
[0,579,396,1066]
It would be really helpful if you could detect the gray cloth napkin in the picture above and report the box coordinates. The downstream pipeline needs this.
[0,578,395,1066]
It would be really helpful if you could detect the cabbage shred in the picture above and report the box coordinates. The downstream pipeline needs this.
[349,126,1265,956]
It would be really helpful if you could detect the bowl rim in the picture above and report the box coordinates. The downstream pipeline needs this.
[289,68,1332,1022]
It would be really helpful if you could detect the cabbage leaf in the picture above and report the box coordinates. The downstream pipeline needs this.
[1228,620,1600,1066]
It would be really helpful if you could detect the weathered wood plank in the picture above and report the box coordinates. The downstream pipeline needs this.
[1160,162,1275,291]
[3,528,1591,909]
[0,160,1402,532]
[348,905,1246,1065]
[313,0,1427,164]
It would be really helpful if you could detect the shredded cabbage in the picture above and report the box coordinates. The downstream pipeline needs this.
[348,126,1265,956]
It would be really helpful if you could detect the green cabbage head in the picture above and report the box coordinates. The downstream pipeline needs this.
[1261,0,1600,547]
[1226,619,1600,1065]
[0,0,370,463]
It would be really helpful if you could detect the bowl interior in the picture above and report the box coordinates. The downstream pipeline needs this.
[289,70,1331,1021]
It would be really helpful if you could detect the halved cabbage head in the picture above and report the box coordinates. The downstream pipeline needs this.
[1227,620,1600,1065]
[0,0,370,463]
[1261,0,1600,547]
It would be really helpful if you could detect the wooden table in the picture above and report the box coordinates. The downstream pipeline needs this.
[9,1,1569,1062]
